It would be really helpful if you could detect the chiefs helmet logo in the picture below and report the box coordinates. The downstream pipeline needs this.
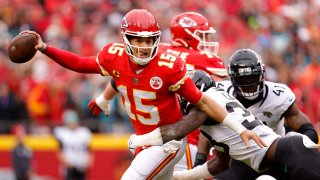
[150,76,162,89]
[178,17,197,28]
[121,17,128,29]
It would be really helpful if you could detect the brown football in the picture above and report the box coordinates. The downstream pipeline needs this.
[8,33,38,63]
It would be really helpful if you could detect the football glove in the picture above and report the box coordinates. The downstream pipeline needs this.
[88,94,110,116]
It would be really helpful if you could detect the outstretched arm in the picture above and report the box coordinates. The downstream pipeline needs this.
[21,31,100,73]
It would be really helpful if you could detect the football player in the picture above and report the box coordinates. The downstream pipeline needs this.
[128,70,320,180]
[88,12,227,171]
[165,12,226,171]
[211,48,319,179]
[22,9,264,179]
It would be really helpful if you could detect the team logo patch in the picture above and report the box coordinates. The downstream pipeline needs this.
[113,70,120,79]
[179,17,197,27]
[150,77,162,89]
[120,17,128,28]
[263,111,273,118]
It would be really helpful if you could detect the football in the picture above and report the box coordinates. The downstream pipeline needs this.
[8,33,38,63]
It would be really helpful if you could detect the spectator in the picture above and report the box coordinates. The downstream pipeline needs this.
[11,124,33,180]
[53,109,93,180]
[0,81,29,133]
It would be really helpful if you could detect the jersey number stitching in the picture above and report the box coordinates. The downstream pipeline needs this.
[225,100,263,130]
[118,86,160,125]
[272,85,285,96]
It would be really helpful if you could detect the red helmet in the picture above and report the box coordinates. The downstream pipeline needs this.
[121,9,161,65]
[170,12,219,55]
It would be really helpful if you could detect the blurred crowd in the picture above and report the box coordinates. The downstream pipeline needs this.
[0,0,319,135]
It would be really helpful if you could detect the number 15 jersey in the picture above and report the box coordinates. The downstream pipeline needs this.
[96,43,202,135]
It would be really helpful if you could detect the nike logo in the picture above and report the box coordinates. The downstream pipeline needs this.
[289,97,294,102]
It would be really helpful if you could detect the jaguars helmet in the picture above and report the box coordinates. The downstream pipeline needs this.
[228,49,266,100]
[179,70,216,114]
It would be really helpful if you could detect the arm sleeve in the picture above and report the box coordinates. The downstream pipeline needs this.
[111,78,118,91]
[177,78,203,104]
[44,46,101,73]
[298,123,319,144]
[167,57,202,104]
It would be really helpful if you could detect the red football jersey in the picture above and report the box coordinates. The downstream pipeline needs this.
[159,44,227,146]
[160,44,227,79]
[96,43,202,135]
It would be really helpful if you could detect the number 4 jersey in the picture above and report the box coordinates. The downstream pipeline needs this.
[216,80,296,136]
[200,87,280,172]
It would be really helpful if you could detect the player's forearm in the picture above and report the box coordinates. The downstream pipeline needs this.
[197,94,246,135]
[196,94,227,123]
[102,82,118,99]
[131,111,204,147]
[130,128,164,147]
[43,46,99,73]
[161,109,206,143]
[131,125,188,147]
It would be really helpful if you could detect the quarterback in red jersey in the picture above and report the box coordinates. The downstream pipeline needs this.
[89,12,228,171]
[23,9,264,179]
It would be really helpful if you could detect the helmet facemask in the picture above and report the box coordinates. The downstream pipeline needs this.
[185,27,219,55]
[120,9,161,66]
[229,66,266,100]
[123,32,161,65]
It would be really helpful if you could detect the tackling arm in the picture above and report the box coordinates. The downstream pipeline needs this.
[130,95,266,149]
[129,108,207,148]
[284,103,319,143]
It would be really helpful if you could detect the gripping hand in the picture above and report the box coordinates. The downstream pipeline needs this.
[88,94,110,116]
